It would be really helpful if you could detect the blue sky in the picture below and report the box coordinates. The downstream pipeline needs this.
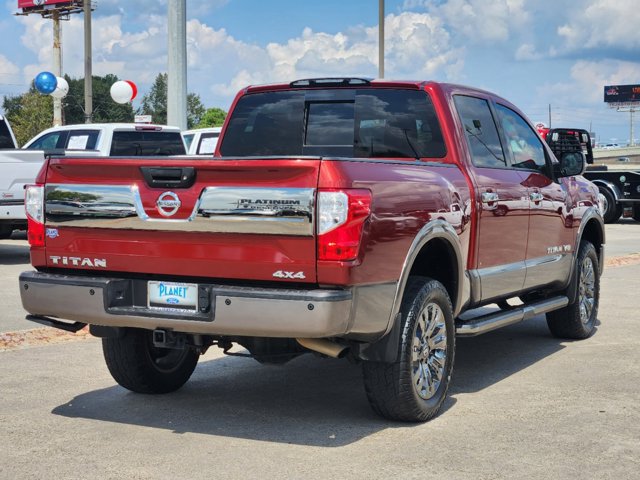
[1,0,640,143]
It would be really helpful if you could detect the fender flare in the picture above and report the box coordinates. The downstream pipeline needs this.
[356,220,467,362]
[565,206,605,303]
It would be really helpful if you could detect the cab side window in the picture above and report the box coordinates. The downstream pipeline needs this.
[496,104,547,172]
[454,95,506,168]
[26,131,67,150]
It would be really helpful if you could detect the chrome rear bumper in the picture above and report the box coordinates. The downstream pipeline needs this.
[19,271,353,338]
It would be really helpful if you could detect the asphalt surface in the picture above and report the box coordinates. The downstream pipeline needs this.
[1,224,639,479]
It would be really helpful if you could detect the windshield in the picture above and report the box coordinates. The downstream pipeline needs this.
[220,88,446,159]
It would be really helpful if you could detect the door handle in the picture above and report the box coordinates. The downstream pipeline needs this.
[481,192,499,203]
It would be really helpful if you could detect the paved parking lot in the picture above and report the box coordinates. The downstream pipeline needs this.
[1,223,639,479]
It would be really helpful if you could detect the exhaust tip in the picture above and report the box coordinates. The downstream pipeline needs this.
[296,338,348,358]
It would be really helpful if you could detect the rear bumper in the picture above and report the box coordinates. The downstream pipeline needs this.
[19,271,354,338]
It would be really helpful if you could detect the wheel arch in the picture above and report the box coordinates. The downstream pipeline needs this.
[356,220,467,362]
[576,207,605,277]
[561,207,605,306]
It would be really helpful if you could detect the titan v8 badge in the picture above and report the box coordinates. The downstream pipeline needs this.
[156,191,181,217]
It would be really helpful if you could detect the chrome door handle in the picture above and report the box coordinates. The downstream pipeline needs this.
[529,192,544,202]
[481,192,499,203]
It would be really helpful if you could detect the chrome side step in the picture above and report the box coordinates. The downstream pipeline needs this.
[455,296,569,337]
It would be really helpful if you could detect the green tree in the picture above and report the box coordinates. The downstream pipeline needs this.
[138,72,209,128]
[196,107,227,128]
[2,87,53,146]
[63,74,135,124]
[139,73,168,124]
[187,93,206,129]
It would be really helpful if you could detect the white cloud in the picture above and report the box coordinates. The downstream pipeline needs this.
[0,55,19,76]
[189,12,464,106]
[536,60,640,107]
[557,0,640,51]
[515,44,538,61]
[422,0,530,43]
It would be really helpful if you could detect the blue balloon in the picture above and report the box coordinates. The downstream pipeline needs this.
[34,71,57,95]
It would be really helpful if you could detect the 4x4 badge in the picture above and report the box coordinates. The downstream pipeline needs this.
[156,191,181,217]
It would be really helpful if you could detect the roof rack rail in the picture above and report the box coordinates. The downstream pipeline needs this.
[289,78,372,88]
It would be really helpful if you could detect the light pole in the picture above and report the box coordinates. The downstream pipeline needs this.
[167,0,187,129]
[84,0,93,123]
[378,0,384,79]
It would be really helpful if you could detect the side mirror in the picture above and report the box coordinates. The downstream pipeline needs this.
[555,151,586,178]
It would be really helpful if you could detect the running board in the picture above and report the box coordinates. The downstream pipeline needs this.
[455,296,569,337]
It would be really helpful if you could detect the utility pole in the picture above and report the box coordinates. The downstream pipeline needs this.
[52,10,62,126]
[167,0,187,129]
[378,0,384,78]
[84,0,93,123]
[548,104,551,129]
[616,105,637,147]
[630,108,635,147]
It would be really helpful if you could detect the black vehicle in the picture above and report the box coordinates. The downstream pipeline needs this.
[544,128,640,223]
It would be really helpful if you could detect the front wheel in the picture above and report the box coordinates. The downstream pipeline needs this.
[547,241,599,339]
[632,205,640,222]
[102,328,199,394]
[362,277,455,422]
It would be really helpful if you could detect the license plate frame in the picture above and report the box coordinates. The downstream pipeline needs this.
[148,281,199,311]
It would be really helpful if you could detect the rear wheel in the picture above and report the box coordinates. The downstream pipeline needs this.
[102,328,199,393]
[599,187,621,223]
[362,277,455,422]
[632,205,640,222]
[547,241,599,339]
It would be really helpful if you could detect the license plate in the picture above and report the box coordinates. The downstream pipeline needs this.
[148,281,198,311]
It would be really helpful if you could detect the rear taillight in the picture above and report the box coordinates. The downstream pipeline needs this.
[317,189,371,261]
[25,185,44,247]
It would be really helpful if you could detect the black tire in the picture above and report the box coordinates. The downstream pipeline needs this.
[632,205,640,222]
[599,187,621,223]
[362,277,455,422]
[102,328,199,394]
[547,241,599,339]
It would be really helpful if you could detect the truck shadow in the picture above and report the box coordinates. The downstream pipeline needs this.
[52,316,574,446]
[0,236,30,265]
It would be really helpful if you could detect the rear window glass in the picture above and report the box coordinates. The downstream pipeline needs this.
[220,89,446,159]
[109,131,186,156]
[220,91,304,156]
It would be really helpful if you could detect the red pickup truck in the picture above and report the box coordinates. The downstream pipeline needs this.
[20,78,604,422]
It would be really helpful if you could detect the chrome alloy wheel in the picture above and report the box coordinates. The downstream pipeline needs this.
[579,256,596,324]
[411,302,448,400]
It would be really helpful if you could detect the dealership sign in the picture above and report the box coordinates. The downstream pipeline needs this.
[18,0,75,10]
[604,84,640,104]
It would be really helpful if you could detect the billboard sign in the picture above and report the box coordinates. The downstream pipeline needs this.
[18,0,74,11]
[604,84,640,104]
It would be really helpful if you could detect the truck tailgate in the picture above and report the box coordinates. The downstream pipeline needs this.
[41,157,320,283]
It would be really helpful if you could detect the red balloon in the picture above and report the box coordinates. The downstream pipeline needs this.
[125,80,138,101]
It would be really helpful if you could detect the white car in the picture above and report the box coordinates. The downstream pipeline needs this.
[182,127,222,155]
[23,123,186,156]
